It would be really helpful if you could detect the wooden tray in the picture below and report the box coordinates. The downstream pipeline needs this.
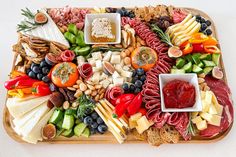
[2,7,233,144]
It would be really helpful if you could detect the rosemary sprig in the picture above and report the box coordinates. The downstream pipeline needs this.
[151,24,173,47]
[187,113,196,136]
[21,8,35,19]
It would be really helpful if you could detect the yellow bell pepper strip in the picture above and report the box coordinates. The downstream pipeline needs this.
[204,45,221,54]
[180,41,193,55]
[10,70,26,78]
[8,89,24,98]
[189,33,209,44]
[203,37,218,46]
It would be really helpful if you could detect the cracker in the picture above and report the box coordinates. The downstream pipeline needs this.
[159,124,180,144]
[146,127,163,146]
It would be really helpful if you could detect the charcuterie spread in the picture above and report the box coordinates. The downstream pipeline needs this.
[3,5,234,146]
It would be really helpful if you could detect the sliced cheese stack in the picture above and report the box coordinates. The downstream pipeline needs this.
[87,51,133,88]
[94,99,129,143]
[191,91,223,131]
[129,113,154,134]
[6,95,55,144]
[166,14,201,46]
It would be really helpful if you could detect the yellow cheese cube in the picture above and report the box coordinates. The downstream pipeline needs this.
[202,100,210,112]
[136,116,151,134]
[208,104,218,115]
[191,112,199,118]
[200,112,213,122]
[192,116,203,124]
[205,91,213,105]
[212,92,220,106]
[215,104,223,116]
[196,120,207,131]
[129,118,137,129]
[130,112,142,122]
[208,115,222,126]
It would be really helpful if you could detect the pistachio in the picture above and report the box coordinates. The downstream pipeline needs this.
[67,87,76,91]
[85,89,92,95]
[95,94,100,102]
[73,84,79,89]
[79,82,87,91]
[99,88,105,94]
[91,90,97,96]
[76,80,82,85]
[87,84,95,90]
[124,57,131,65]
[198,78,205,84]
[95,84,102,89]
[140,40,146,45]
[120,51,127,58]
[63,101,70,110]
[99,93,104,99]
[74,90,82,98]
[198,73,206,78]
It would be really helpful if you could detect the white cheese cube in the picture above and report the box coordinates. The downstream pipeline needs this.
[87,58,96,66]
[103,51,112,61]
[92,51,102,60]
[196,120,207,131]
[100,72,108,81]
[215,104,223,116]
[123,66,130,71]
[95,60,103,71]
[204,91,213,105]
[100,80,111,88]
[191,116,202,124]
[115,64,123,73]
[208,115,222,126]
[113,77,124,85]
[200,112,213,122]
[208,104,218,115]
[136,116,151,134]
[76,56,85,66]
[121,70,132,78]
[92,72,100,84]
[112,71,120,79]
[110,55,121,64]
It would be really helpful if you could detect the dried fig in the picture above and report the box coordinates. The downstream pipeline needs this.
[42,124,56,140]
[49,92,65,107]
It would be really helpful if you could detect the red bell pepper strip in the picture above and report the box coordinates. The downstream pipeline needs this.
[192,43,204,52]
[127,93,142,116]
[15,79,40,89]
[204,45,221,54]
[32,84,51,96]
[4,75,30,90]
[138,108,147,116]
[115,94,135,106]
[180,41,193,55]
[114,99,133,117]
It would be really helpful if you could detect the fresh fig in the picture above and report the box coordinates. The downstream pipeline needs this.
[103,61,115,75]
[42,123,56,140]
[49,92,65,107]
[34,12,48,25]
[168,46,183,58]
[212,66,223,79]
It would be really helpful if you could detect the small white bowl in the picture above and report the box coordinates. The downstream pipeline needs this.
[84,13,121,44]
[159,74,202,112]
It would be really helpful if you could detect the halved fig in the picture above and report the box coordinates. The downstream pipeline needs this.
[103,61,115,75]
[168,46,183,58]
[49,92,65,107]
[212,66,223,79]
[42,123,56,140]
[45,53,60,65]
[34,12,48,25]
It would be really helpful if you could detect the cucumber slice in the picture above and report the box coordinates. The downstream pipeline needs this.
[212,53,221,66]
[176,58,186,69]
[192,53,201,64]
[49,109,64,124]
[81,128,90,138]
[182,62,192,73]
[171,69,185,74]
[56,128,64,137]
[65,109,77,117]
[200,54,212,60]
[74,123,87,137]
[203,67,213,75]
[197,62,204,68]
[62,115,75,130]
[202,60,216,67]
[62,128,74,137]
[75,46,90,56]
[192,65,203,74]
[56,119,63,129]
[185,54,194,63]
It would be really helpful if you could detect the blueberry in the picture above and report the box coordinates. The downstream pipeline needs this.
[200,23,207,31]
[89,127,97,135]
[28,71,36,78]
[121,7,126,10]
[122,83,129,92]
[140,75,146,82]
[42,76,50,83]
[134,88,141,94]
[205,20,211,26]
[196,15,202,20]
[116,9,125,16]
[49,83,57,92]
[97,124,108,134]
[26,68,31,74]
[205,29,212,35]
[196,18,201,23]
[129,84,135,93]
[32,65,41,74]
[37,73,43,80]
[42,67,50,75]
[84,107,93,115]
[136,68,145,76]
[30,63,37,70]
[132,70,137,77]
[96,117,104,125]
[200,18,206,23]
[91,122,98,129]
[84,116,93,125]
[40,60,48,68]
[129,13,135,18]
[135,80,142,88]
[91,112,98,120]
[132,76,139,83]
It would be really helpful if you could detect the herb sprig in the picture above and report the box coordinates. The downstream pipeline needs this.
[76,94,95,118]
[151,24,173,47]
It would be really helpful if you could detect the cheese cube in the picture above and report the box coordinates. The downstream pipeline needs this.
[130,113,142,121]
[121,70,132,78]
[112,71,120,79]
[110,55,121,64]
[215,104,223,116]
[115,64,123,73]
[91,72,100,84]
[103,51,112,61]
[92,52,102,60]
[191,116,202,124]
[136,116,151,134]
[100,72,108,81]
[208,115,222,126]
[87,58,96,66]
[208,104,218,115]
[113,77,124,85]
[200,91,206,99]
[191,112,199,118]
[123,66,130,71]
[129,119,137,129]
[76,56,85,66]
[196,120,207,131]
[202,100,210,112]
[95,60,102,70]
[200,112,213,122]
[100,80,110,88]
[205,91,213,105]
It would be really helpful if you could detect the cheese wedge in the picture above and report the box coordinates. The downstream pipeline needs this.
[136,116,152,134]
[208,115,222,126]
[196,120,207,131]
[23,107,55,144]
[7,95,50,118]
[192,116,203,124]
[208,104,218,115]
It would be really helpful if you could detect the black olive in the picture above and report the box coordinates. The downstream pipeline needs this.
[200,23,208,31]
[205,29,212,35]
[205,20,212,26]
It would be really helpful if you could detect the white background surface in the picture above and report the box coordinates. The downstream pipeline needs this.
[0,0,235,157]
